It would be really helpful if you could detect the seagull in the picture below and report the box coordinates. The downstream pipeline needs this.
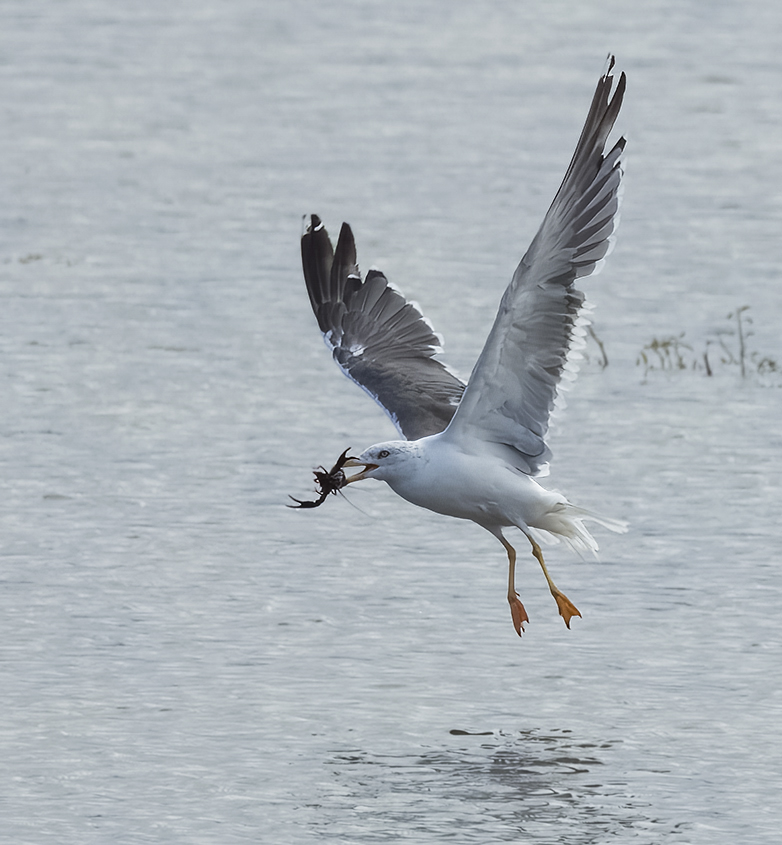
[299,57,627,635]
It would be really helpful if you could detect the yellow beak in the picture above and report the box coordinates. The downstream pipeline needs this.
[342,457,378,483]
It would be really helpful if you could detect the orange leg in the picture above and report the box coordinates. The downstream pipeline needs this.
[525,534,581,628]
[497,535,529,636]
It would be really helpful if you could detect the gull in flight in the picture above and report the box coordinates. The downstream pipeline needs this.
[298,57,627,635]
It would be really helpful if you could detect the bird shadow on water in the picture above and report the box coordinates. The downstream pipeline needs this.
[314,728,680,843]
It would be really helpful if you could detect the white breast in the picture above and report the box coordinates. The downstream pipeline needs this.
[383,433,560,528]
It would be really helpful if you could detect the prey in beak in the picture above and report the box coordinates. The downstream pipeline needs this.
[288,448,356,509]
[288,449,379,510]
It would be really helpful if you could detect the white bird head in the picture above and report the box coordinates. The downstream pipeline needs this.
[343,441,415,484]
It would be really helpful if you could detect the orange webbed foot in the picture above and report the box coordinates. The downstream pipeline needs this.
[552,591,582,629]
[508,592,530,636]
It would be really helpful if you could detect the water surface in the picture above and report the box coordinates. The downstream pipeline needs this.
[1,1,781,842]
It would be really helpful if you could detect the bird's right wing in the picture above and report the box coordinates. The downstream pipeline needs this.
[301,215,466,440]
[444,57,626,475]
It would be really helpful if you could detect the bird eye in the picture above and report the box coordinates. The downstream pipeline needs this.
[378,449,390,459]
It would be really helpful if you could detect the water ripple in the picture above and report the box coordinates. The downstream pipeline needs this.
[316,729,673,843]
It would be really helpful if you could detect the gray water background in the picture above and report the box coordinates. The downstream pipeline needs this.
[1,1,781,842]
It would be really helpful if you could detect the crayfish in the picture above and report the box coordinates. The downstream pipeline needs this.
[288,448,354,508]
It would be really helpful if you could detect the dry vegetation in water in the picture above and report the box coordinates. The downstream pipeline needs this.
[636,306,780,383]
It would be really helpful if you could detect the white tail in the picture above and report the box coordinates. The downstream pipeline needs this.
[531,503,628,556]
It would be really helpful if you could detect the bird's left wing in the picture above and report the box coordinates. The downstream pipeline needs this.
[301,215,466,440]
[444,56,626,475]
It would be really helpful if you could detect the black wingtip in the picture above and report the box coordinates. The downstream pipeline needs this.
[303,214,323,236]
[332,221,359,299]
[334,222,356,265]
[301,214,335,319]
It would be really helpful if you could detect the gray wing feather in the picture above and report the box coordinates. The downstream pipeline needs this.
[301,215,466,440]
[444,56,626,475]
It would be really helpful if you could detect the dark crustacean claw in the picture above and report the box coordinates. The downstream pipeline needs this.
[288,448,354,508]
